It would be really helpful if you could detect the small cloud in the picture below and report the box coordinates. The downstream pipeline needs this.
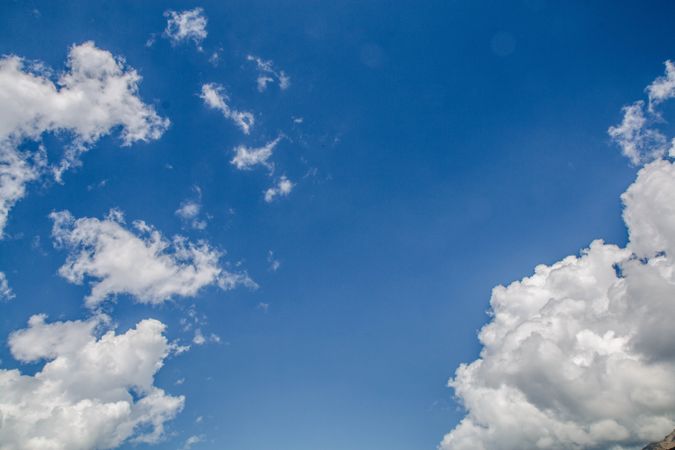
[86,179,108,191]
[0,272,14,301]
[257,302,270,313]
[267,250,281,271]
[264,176,294,203]
[609,61,675,165]
[180,434,205,450]
[200,83,254,134]
[247,55,290,92]
[193,329,206,345]
[231,137,282,171]
[175,190,209,230]
[209,50,221,66]
[164,8,207,50]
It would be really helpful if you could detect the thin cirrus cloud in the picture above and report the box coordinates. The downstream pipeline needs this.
[50,209,255,308]
[175,190,208,231]
[200,83,255,134]
[246,55,291,92]
[164,8,208,50]
[0,271,14,300]
[608,60,675,165]
[441,63,675,450]
[0,41,169,237]
[0,314,184,449]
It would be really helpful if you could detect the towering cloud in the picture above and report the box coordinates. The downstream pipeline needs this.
[0,314,184,449]
[50,209,255,308]
[441,63,675,450]
[0,42,169,237]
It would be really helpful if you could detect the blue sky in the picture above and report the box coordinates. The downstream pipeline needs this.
[2,1,675,450]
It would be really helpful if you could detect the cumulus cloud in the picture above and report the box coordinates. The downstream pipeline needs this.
[50,209,255,308]
[0,41,168,236]
[0,271,14,300]
[442,71,675,449]
[246,55,290,92]
[200,83,254,134]
[0,314,184,449]
[609,61,675,164]
[164,8,207,50]
[264,176,294,203]
[231,137,281,171]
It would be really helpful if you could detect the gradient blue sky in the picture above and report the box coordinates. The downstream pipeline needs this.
[0,1,673,449]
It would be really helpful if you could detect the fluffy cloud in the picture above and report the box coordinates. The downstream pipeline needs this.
[164,8,207,49]
[231,137,281,171]
[0,314,184,449]
[609,61,675,164]
[0,271,14,300]
[50,209,255,308]
[0,42,168,236]
[246,55,290,92]
[200,83,254,134]
[442,86,675,449]
[647,60,675,108]
[264,176,294,203]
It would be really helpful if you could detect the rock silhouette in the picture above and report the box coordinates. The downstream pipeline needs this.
[644,429,675,450]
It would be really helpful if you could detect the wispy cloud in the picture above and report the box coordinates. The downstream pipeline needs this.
[200,83,255,134]
[164,8,207,50]
[247,55,290,92]
[231,137,282,171]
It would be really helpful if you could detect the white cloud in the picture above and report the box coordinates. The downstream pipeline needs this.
[647,60,675,108]
[246,55,290,92]
[264,176,294,203]
[164,8,207,50]
[192,328,221,346]
[608,101,668,165]
[180,434,205,450]
[442,62,675,450]
[0,314,184,449]
[267,250,281,271]
[0,41,168,237]
[200,83,254,134]
[50,209,255,308]
[441,162,675,450]
[0,271,14,300]
[609,61,675,165]
[231,137,281,171]
[175,198,208,230]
